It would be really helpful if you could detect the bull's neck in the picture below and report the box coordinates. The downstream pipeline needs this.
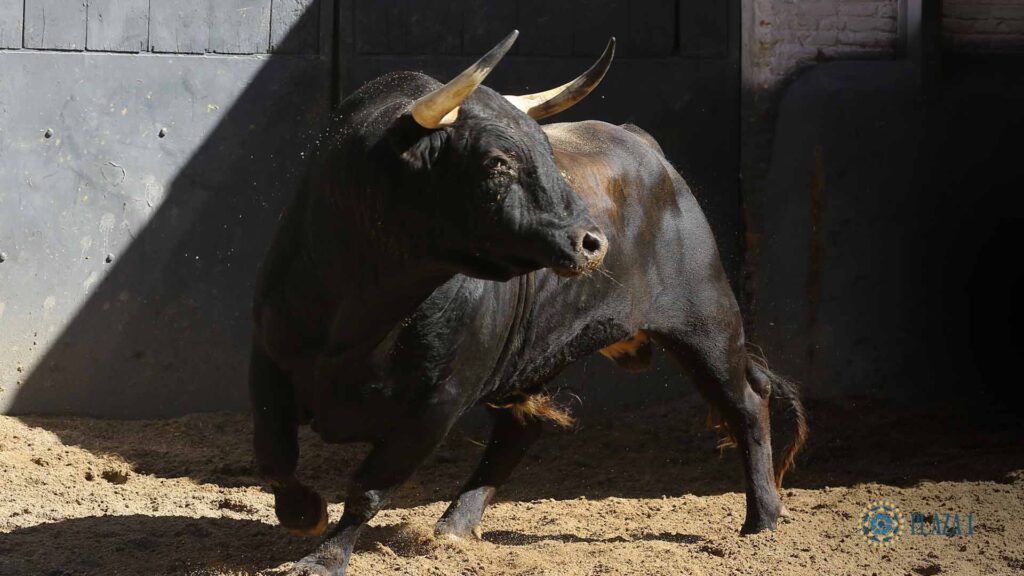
[308,193,452,353]
[331,255,452,352]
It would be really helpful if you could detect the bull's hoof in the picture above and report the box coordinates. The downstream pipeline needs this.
[739,496,784,535]
[282,559,334,576]
[740,516,778,535]
[435,486,491,540]
[289,497,328,537]
[434,517,483,541]
[275,485,329,537]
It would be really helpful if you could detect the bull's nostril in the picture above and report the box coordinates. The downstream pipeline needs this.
[581,232,603,254]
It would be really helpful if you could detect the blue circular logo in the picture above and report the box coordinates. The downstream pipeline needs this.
[861,500,902,546]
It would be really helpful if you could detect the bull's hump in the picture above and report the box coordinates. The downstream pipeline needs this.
[543,120,620,156]
[545,121,629,195]
[544,120,662,173]
[545,121,672,230]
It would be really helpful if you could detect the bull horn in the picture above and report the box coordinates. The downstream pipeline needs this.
[505,37,615,120]
[410,30,519,129]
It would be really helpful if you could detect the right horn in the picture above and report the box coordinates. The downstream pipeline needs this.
[505,37,616,120]
[410,30,519,128]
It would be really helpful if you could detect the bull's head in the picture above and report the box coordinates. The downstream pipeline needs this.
[391,30,613,281]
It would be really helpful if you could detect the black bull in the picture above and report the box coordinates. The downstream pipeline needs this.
[249,32,807,576]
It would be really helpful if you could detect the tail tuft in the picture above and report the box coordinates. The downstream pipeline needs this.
[488,392,576,429]
[706,407,738,453]
[747,347,808,488]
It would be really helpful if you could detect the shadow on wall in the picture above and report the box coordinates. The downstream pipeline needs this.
[9,4,331,417]
[752,54,1024,407]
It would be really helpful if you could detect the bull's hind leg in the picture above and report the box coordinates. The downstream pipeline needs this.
[651,309,782,534]
[435,405,543,539]
[250,347,328,536]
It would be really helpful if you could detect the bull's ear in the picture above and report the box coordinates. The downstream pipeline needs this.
[386,116,449,172]
[401,129,449,171]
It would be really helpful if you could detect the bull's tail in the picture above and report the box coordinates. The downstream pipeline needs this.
[487,392,576,429]
[747,348,808,488]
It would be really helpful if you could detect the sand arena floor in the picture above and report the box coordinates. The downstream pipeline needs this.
[1,393,1022,576]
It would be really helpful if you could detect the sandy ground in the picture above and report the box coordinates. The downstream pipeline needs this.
[1,393,1023,576]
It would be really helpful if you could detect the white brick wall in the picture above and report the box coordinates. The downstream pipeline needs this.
[943,0,1024,53]
[750,0,900,91]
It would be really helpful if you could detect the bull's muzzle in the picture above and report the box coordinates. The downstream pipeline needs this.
[555,229,609,277]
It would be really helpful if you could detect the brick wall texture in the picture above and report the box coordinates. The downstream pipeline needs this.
[750,0,899,90]
[943,0,1024,53]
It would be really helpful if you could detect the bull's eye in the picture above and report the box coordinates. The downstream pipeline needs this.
[484,154,512,176]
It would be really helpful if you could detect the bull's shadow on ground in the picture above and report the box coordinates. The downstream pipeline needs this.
[0,515,302,575]
[21,385,1024,511]
[482,530,703,547]
[0,513,485,575]
[0,513,709,576]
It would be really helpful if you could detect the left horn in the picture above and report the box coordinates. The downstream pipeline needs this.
[410,30,519,128]
[505,37,616,120]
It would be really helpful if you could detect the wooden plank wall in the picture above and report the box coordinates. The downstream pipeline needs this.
[2,0,321,54]
[88,0,149,52]
[347,0,729,59]
[149,0,210,54]
[272,0,320,54]
[1,1,729,58]
[24,0,88,50]
[0,0,24,49]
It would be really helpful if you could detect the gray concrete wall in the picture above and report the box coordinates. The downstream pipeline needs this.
[0,1,333,416]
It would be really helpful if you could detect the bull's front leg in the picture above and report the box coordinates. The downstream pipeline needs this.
[286,394,465,576]
[434,406,542,539]
[250,346,329,536]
